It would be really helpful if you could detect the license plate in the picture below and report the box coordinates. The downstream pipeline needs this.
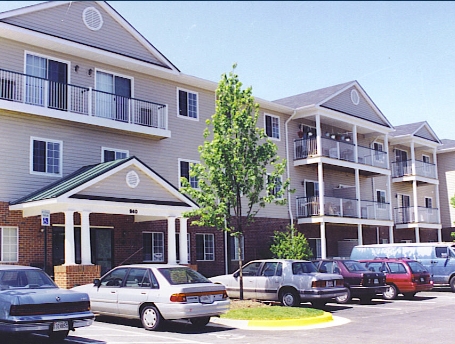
[200,295,214,304]
[326,280,334,287]
[374,279,379,284]
[420,277,425,282]
[53,321,69,332]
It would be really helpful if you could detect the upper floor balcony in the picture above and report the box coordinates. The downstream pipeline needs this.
[0,68,169,137]
[296,196,391,221]
[394,206,439,225]
[391,160,437,180]
[294,137,388,170]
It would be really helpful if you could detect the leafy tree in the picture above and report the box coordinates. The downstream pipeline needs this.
[270,225,313,260]
[180,65,289,299]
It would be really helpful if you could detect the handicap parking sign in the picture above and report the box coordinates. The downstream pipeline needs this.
[41,210,50,226]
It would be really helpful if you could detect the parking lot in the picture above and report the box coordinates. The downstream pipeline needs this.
[12,288,455,344]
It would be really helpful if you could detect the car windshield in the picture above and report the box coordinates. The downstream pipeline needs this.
[343,261,368,272]
[0,269,56,289]
[407,261,428,273]
[292,262,318,274]
[158,267,210,285]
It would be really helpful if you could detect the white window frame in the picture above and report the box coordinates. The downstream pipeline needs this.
[101,147,129,162]
[142,232,164,262]
[177,88,199,121]
[1,227,18,262]
[196,233,214,261]
[30,136,63,177]
[267,174,283,199]
[230,235,244,261]
[179,158,199,188]
[373,141,384,161]
[264,113,280,140]
[376,189,387,209]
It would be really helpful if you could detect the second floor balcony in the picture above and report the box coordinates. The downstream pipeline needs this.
[296,196,391,221]
[294,137,388,169]
[0,68,168,133]
[394,206,439,224]
[391,160,437,179]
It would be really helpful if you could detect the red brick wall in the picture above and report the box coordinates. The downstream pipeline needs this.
[54,264,101,289]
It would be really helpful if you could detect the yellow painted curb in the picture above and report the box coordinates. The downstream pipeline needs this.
[247,311,333,327]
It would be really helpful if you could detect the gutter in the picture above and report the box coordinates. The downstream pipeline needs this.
[285,110,297,226]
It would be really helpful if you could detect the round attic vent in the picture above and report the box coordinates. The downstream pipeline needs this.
[351,89,360,105]
[82,7,103,31]
[126,170,140,189]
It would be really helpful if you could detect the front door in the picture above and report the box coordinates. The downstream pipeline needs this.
[305,180,319,216]
[91,228,114,275]
[395,149,408,176]
[398,194,411,223]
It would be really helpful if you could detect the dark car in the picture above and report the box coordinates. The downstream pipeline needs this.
[313,259,388,304]
[0,265,94,342]
[359,258,433,299]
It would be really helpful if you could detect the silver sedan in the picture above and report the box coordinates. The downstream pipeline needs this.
[72,264,230,330]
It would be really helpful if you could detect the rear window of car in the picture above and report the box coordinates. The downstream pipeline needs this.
[158,267,210,285]
[343,261,368,272]
[0,269,56,289]
[387,262,407,273]
[292,262,318,274]
[407,261,428,273]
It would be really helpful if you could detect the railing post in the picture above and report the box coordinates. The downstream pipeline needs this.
[88,87,93,116]
[44,79,49,108]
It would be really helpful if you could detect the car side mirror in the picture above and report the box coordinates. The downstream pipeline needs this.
[233,271,239,278]
[93,278,101,287]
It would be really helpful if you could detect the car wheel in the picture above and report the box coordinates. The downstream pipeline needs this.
[280,288,300,307]
[335,288,351,304]
[450,276,455,293]
[383,284,398,300]
[190,316,211,328]
[141,305,163,331]
[403,292,416,299]
[48,330,69,343]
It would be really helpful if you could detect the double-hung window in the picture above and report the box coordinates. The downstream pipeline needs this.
[1,227,18,262]
[196,233,214,261]
[179,159,199,188]
[230,235,244,261]
[268,174,283,199]
[102,147,129,162]
[143,232,164,262]
[30,137,62,176]
[376,190,386,209]
[265,114,280,140]
[178,89,198,119]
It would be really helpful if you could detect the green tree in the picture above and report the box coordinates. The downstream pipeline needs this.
[180,65,290,299]
[270,225,313,260]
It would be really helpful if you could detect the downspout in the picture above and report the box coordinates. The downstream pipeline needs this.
[285,110,297,226]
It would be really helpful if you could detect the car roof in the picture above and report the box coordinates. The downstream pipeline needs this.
[112,264,187,269]
[248,259,313,263]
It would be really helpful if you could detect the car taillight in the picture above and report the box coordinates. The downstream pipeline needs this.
[169,290,228,302]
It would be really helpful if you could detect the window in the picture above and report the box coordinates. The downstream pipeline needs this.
[373,142,384,161]
[176,233,190,263]
[96,71,132,121]
[30,137,62,176]
[102,147,128,162]
[143,232,164,262]
[376,190,386,209]
[179,159,199,188]
[196,233,214,261]
[422,155,430,164]
[425,197,433,209]
[1,227,18,262]
[265,114,280,140]
[230,235,244,261]
[178,89,198,119]
[268,174,283,198]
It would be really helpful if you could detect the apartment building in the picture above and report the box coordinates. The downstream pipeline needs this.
[437,139,455,238]
[0,1,447,285]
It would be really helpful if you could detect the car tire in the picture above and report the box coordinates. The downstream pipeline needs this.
[141,305,163,331]
[48,330,69,343]
[335,288,351,304]
[383,284,398,300]
[280,288,300,307]
[403,292,416,299]
[450,276,455,293]
[190,316,211,328]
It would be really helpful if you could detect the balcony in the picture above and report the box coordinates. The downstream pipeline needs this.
[294,137,388,169]
[0,68,168,133]
[296,196,391,220]
[394,206,439,224]
[391,160,437,179]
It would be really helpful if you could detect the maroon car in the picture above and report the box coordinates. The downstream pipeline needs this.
[359,258,433,299]
[313,259,387,304]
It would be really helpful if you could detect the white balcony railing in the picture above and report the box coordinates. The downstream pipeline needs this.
[391,160,436,179]
[394,206,439,224]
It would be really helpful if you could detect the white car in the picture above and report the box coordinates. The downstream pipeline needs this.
[210,259,346,307]
[72,264,229,330]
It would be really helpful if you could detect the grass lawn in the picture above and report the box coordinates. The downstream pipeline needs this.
[220,300,324,320]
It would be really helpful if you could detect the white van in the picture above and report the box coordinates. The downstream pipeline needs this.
[350,242,455,292]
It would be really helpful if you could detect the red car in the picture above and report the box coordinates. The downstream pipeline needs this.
[360,258,433,299]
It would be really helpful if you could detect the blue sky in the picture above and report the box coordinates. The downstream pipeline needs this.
[2,1,455,140]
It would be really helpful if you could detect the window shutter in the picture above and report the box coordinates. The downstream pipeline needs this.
[265,115,272,137]
[179,90,188,117]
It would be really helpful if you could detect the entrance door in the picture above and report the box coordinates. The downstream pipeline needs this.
[48,60,68,110]
[114,76,131,122]
[395,149,408,176]
[91,228,113,275]
[96,71,131,121]
[398,194,411,223]
[305,181,319,216]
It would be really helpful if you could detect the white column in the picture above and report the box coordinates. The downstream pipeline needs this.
[352,125,358,162]
[64,210,76,265]
[438,228,442,242]
[179,218,188,264]
[167,217,177,264]
[415,227,420,243]
[413,180,419,223]
[389,225,394,243]
[318,162,325,215]
[384,134,389,169]
[80,211,92,265]
[355,169,361,218]
[320,223,327,259]
[357,224,363,245]
[316,114,322,157]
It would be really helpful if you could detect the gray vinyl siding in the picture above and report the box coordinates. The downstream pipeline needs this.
[437,152,455,228]
[1,2,167,67]
[321,86,389,127]
[415,126,438,143]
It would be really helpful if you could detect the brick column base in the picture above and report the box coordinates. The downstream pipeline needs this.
[54,265,101,289]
